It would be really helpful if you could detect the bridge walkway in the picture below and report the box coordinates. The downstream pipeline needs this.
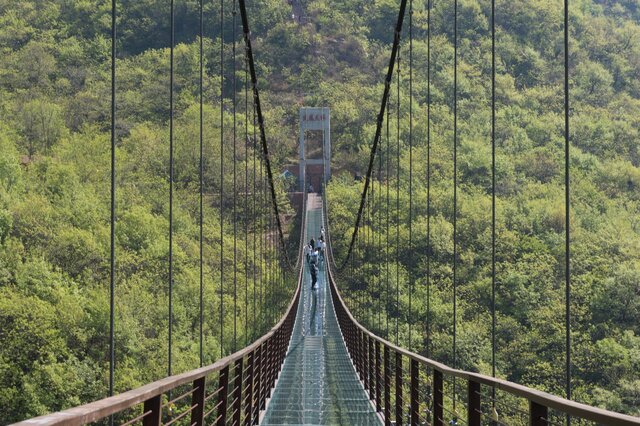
[261,194,380,425]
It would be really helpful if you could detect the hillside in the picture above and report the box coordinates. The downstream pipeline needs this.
[1,0,640,421]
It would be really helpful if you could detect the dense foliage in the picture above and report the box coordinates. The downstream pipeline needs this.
[0,0,296,422]
[1,0,639,421]
[320,0,640,417]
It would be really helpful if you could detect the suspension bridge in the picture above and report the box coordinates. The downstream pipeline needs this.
[7,0,640,425]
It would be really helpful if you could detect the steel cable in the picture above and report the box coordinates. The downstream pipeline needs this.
[453,0,458,412]
[109,0,116,408]
[232,0,238,353]
[199,0,204,369]
[219,0,225,358]
[426,0,432,361]
[168,0,174,380]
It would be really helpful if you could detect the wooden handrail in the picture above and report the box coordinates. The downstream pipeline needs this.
[13,212,307,426]
[324,217,640,426]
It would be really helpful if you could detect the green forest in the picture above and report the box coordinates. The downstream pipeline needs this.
[1,0,639,423]
[323,0,640,418]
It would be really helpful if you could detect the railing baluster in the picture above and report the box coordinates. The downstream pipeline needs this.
[255,344,263,421]
[433,369,443,426]
[395,352,403,426]
[244,352,254,425]
[384,345,391,426]
[468,379,480,426]
[364,333,370,392]
[191,377,206,426]
[410,359,419,425]
[530,401,548,426]
[233,358,243,426]
[375,340,382,412]
[142,395,162,426]
[369,337,375,402]
[217,365,230,426]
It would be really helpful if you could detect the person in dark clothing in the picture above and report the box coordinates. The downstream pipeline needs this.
[310,262,318,290]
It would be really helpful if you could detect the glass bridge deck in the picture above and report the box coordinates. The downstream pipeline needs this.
[261,195,381,425]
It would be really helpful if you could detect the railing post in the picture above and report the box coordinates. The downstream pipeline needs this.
[410,359,419,425]
[395,352,403,426]
[191,377,206,426]
[217,365,230,426]
[384,345,391,426]
[244,352,254,425]
[356,329,362,380]
[468,380,481,426]
[266,337,274,398]
[142,395,162,426]
[233,358,243,426]
[375,340,382,412]
[433,369,444,426]
[530,401,548,426]
[369,337,375,402]
[255,344,263,421]
[363,333,369,391]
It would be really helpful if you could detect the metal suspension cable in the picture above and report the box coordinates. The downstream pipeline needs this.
[252,97,257,340]
[386,97,391,339]
[336,0,408,272]
[377,118,383,333]
[408,0,413,351]
[564,0,572,416]
[168,0,174,381]
[395,42,401,346]
[244,43,250,347]
[199,0,204,369]
[109,0,116,407]
[452,0,458,413]
[426,0,432,361]
[491,0,497,402]
[232,0,238,353]
[238,0,294,269]
[219,0,225,358]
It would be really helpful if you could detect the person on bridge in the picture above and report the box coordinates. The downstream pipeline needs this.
[309,248,319,290]
[305,238,314,264]
[317,235,325,262]
[306,238,315,264]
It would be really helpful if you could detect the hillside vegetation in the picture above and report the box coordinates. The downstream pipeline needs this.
[1,0,639,421]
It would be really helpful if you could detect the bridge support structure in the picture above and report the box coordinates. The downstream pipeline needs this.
[298,107,330,191]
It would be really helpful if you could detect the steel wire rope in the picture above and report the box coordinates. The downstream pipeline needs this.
[219,0,225,358]
[335,0,408,272]
[109,0,116,413]
[408,0,414,351]
[199,0,204,368]
[453,0,458,414]
[168,0,175,382]
[252,96,257,340]
[377,112,383,333]
[259,135,264,333]
[564,0,571,421]
[244,37,250,347]
[426,0,432,361]
[232,0,238,353]
[491,0,497,413]
[238,0,295,269]
[395,41,401,346]
[386,96,391,340]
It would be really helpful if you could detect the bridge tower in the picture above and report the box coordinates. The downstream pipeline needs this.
[298,107,330,191]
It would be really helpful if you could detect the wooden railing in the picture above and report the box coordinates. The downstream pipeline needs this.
[14,265,300,426]
[13,204,307,426]
[325,257,640,426]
